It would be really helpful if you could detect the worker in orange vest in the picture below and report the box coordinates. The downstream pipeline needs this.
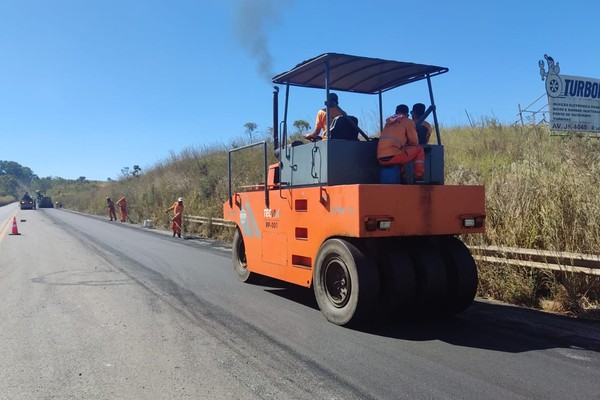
[116,196,128,222]
[165,197,184,238]
[377,104,424,181]
[303,93,346,141]
[106,197,117,221]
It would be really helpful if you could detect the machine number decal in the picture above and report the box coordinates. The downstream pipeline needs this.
[266,221,278,229]
[264,208,279,228]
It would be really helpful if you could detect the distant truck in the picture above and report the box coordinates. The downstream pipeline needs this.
[20,192,35,210]
[36,190,54,208]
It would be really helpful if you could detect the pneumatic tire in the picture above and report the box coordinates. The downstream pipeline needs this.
[232,228,257,283]
[439,236,478,315]
[407,238,448,316]
[377,243,417,320]
[313,239,379,326]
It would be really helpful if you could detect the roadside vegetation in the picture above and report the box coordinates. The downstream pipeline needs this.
[443,123,600,319]
[3,122,599,319]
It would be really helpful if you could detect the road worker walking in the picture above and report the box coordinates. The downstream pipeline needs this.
[106,197,117,221]
[116,196,128,222]
[165,197,184,238]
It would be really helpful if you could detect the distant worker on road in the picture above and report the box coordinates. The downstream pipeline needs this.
[106,197,117,221]
[410,103,432,144]
[377,104,425,182]
[304,93,346,142]
[165,197,184,238]
[116,196,128,222]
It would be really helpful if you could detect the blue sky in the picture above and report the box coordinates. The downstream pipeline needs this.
[1,0,598,181]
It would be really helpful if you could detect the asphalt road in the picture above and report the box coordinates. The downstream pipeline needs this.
[1,204,599,399]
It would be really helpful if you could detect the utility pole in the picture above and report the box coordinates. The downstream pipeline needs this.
[518,104,524,131]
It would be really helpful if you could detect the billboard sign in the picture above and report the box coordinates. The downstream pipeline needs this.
[539,54,600,133]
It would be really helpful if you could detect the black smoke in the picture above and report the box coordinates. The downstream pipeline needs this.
[232,0,292,81]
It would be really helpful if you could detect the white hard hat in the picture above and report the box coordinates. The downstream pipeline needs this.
[178,197,183,202]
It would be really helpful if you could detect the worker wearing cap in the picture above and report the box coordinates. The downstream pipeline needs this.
[304,93,346,141]
[165,197,184,238]
[106,197,117,221]
[116,196,128,222]
[377,104,425,182]
[410,103,432,144]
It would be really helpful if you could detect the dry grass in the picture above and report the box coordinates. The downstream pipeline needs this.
[54,139,274,240]
[443,123,600,317]
[445,124,600,253]
[0,195,15,207]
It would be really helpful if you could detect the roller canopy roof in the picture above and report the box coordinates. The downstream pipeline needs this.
[272,53,448,94]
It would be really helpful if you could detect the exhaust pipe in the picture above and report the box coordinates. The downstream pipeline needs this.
[273,86,279,159]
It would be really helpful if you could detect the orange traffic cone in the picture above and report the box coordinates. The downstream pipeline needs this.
[9,216,20,235]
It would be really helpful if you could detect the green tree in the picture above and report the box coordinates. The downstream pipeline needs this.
[293,119,311,134]
[0,175,19,197]
[132,165,142,177]
[0,160,35,186]
[244,122,258,141]
[32,176,54,191]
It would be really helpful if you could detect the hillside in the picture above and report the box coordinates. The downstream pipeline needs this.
[0,160,106,207]
[0,160,48,205]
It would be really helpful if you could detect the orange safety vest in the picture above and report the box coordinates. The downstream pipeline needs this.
[116,197,127,209]
[167,201,184,221]
[315,106,345,139]
[377,115,419,159]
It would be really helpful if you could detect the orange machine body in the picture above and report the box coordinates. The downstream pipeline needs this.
[224,181,484,288]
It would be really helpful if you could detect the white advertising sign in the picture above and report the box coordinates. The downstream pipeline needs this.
[539,55,600,133]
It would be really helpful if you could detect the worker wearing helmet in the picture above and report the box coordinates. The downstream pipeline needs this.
[106,197,117,221]
[116,196,128,222]
[377,104,425,182]
[165,197,184,238]
[304,93,346,141]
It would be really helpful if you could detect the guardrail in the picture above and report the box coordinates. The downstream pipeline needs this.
[184,215,235,228]
[469,245,600,276]
[184,215,600,276]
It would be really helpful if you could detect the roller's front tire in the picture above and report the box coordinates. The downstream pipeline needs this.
[232,229,257,283]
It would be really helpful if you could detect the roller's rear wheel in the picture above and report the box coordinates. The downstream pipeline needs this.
[313,239,379,326]
[439,236,478,315]
[407,238,448,315]
[376,242,417,320]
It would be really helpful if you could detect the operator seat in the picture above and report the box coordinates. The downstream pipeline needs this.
[417,125,429,144]
[329,115,360,140]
